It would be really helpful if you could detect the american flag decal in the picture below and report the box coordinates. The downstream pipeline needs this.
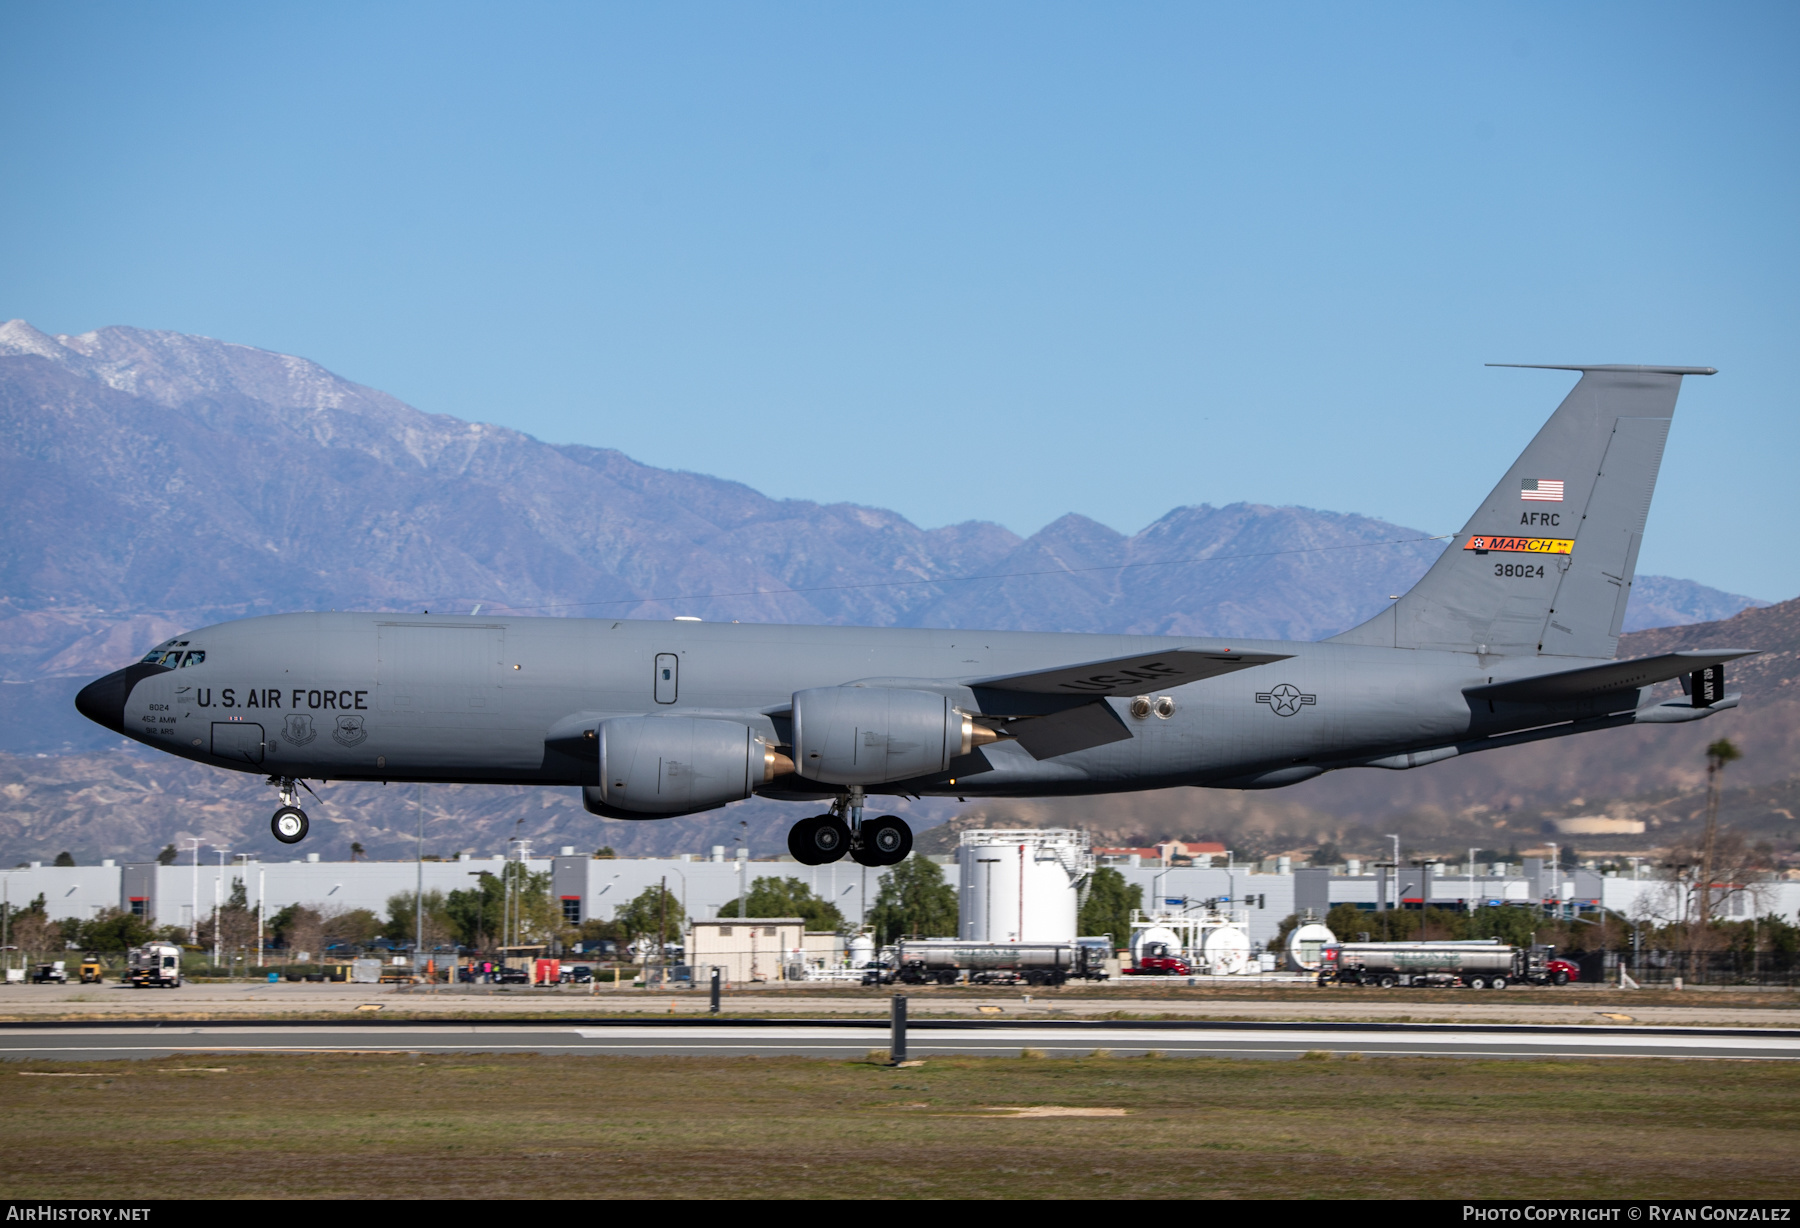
[1520,478,1564,502]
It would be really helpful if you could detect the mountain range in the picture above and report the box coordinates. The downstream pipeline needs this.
[0,320,1782,865]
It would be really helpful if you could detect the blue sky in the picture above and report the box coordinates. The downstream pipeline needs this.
[4,3,1796,598]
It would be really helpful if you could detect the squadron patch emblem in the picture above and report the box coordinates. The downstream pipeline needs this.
[1255,683,1317,717]
[283,713,317,747]
[332,715,367,748]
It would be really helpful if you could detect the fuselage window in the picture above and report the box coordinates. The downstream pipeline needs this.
[180,651,205,667]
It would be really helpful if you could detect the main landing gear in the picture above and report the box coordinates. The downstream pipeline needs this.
[787,788,912,867]
[267,775,314,844]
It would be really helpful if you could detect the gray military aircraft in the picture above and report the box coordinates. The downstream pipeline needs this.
[76,363,1752,866]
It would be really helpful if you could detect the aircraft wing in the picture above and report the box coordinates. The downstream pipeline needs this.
[1465,650,1758,703]
[971,648,1290,696]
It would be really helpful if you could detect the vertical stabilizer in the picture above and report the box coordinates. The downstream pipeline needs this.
[1331,364,1713,660]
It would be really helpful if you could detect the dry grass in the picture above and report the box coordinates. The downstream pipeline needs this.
[3,1052,1797,1199]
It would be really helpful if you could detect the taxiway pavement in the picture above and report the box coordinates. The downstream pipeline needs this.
[4,1018,1797,1062]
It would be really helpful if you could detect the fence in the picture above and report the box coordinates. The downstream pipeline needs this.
[1609,949,1800,987]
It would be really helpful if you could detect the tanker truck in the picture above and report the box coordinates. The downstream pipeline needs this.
[1318,940,1578,989]
[883,938,1112,987]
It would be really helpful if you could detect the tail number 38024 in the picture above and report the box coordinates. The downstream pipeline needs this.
[1494,563,1545,579]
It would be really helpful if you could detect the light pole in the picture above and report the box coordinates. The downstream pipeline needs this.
[257,866,266,969]
[737,820,749,918]
[1468,847,1477,918]
[414,783,425,966]
[1,870,14,975]
[183,837,202,944]
[668,867,688,972]
[212,848,228,968]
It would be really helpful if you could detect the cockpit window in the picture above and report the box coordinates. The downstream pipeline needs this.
[180,651,205,667]
[138,643,191,667]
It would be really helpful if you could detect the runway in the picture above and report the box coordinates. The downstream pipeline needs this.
[4,1018,1798,1061]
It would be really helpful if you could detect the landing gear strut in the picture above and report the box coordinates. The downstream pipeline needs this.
[268,775,312,844]
[786,787,911,867]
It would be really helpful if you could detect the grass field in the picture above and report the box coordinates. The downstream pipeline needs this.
[7,1053,1798,1199]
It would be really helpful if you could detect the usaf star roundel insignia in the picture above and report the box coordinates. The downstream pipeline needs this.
[1255,683,1317,717]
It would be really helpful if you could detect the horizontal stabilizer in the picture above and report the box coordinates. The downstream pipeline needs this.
[1465,650,1758,703]
[974,648,1289,696]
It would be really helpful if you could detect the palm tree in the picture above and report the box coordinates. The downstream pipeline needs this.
[1698,738,1741,923]
[350,841,366,862]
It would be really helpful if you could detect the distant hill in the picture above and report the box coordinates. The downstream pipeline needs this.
[0,320,1785,864]
[1621,575,1768,633]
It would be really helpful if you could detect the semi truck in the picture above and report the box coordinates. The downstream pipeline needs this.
[126,942,184,988]
[1318,941,1579,988]
[878,938,1113,987]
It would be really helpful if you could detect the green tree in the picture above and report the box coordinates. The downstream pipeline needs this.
[443,864,553,949]
[79,907,157,952]
[1462,905,1540,948]
[594,846,616,859]
[1310,843,1342,866]
[383,888,454,948]
[1077,867,1141,947]
[53,851,75,867]
[156,844,178,866]
[615,883,684,946]
[321,908,383,948]
[712,876,846,931]
[866,856,958,945]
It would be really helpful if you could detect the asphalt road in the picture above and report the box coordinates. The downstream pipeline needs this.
[4,1019,1798,1061]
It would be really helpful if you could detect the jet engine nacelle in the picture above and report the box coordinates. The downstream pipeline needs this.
[791,687,999,785]
[586,717,793,816]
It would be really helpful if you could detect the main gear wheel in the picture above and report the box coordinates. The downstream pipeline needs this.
[787,814,850,865]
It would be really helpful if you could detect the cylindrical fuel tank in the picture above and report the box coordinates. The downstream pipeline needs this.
[1200,925,1251,975]
[1336,942,1516,976]
[957,832,1084,942]
[848,934,875,967]
[1129,924,1183,964]
[1285,923,1337,972]
[898,939,1073,972]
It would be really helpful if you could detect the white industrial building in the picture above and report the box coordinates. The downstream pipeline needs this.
[4,841,1795,949]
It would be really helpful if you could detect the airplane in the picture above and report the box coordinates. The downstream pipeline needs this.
[74,363,1753,867]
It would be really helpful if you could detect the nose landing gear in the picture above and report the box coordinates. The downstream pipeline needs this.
[267,776,314,844]
[785,789,912,867]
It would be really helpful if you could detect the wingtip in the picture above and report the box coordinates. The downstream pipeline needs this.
[1487,363,1718,376]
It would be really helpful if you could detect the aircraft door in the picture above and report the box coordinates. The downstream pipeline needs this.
[654,654,678,705]
[211,722,265,765]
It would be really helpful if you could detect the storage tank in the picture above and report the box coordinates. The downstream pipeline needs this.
[957,829,1092,942]
[1284,923,1337,972]
[1129,923,1184,964]
[1200,925,1251,975]
[848,932,875,968]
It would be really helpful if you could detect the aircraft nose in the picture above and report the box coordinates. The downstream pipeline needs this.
[74,669,130,732]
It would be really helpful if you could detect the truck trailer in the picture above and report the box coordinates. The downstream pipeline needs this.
[1319,941,1578,988]
[880,938,1112,987]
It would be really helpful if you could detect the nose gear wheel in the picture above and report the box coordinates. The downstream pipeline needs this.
[271,805,310,844]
